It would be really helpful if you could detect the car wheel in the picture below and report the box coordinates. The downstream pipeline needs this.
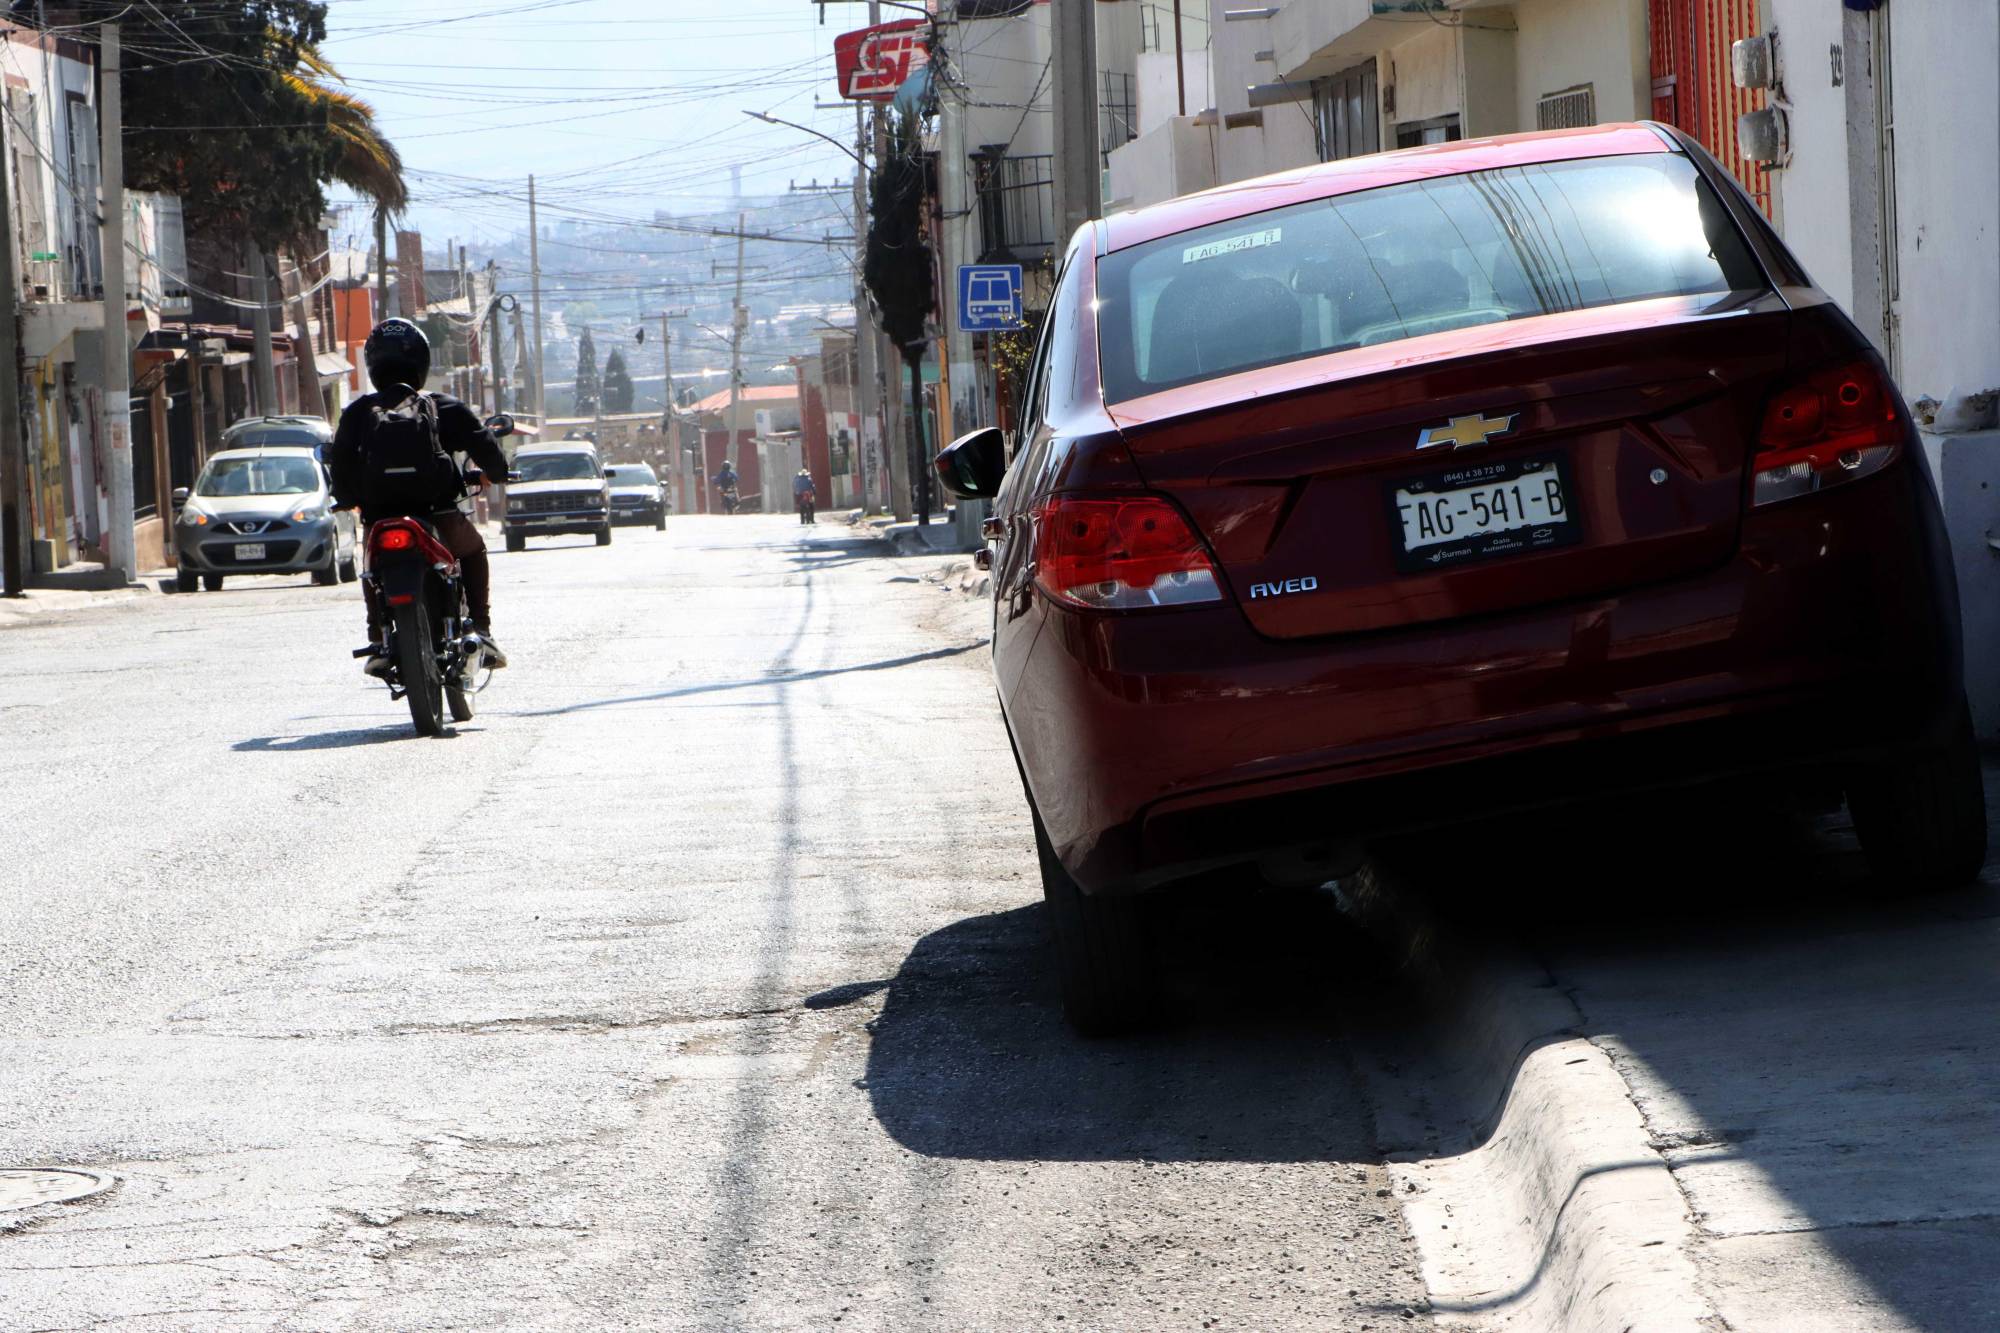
[175,567,199,593]
[596,524,613,547]
[312,557,339,586]
[1032,803,1158,1036]
[338,552,359,583]
[506,532,526,553]
[654,509,667,531]
[1849,696,1989,893]
[202,574,224,592]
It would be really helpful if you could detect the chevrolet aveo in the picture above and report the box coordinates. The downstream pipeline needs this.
[933,124,1987,1034]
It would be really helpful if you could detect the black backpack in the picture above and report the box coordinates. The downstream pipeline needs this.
[360,390,457,512]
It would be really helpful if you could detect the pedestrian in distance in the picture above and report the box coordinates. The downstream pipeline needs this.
[793,467,817,525]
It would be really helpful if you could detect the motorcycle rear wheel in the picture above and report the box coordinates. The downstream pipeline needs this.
[395,601,445,737]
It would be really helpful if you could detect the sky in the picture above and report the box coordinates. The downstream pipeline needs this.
[317,0,868,249]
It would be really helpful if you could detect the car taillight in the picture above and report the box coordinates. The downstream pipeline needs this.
[375,527,414,552]
[1752,356,1902,507]
[1032,494,1225,610]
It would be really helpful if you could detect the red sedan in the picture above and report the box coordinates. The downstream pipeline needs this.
[935,124,1985,1033]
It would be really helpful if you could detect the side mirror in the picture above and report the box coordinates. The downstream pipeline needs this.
[485,413,515,438]
[171,487,189,510]
[934,426,1007,500]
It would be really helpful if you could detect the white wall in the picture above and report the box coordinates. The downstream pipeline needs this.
[1764,0,1855,310]
[1511,0,1648,130]
[1135,48,1212,135]
[1388,22,1463,129]
[1207,0,1317,186]
[958,7,1052,155]
[1886,0,2000,404]
[1106,114,1217,211]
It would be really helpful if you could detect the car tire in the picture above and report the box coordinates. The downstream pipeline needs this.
[1849,696,1989,893]
[202,574,224,592]
[338,552,359,583]
[1033,803,1158,1036]
[654,509,667,531]
[506,532,526,553]
[596,524,613,547]
[312,558,338,586]
[175,567,198,593]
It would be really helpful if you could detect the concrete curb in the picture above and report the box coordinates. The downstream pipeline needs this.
[0,582,160,626]
[1356,951,1714,1332]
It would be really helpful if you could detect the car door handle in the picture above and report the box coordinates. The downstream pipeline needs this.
[981,516,1005,540]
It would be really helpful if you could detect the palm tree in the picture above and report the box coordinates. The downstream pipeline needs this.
[274,39,409,215]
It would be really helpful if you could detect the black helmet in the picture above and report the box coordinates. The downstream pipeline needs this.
[363,317,430,391]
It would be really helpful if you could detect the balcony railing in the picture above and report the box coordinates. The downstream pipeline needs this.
[973,151,1056,264]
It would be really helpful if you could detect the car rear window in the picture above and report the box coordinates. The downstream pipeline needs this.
[1095,152,1768,404]
[228,426,326,447]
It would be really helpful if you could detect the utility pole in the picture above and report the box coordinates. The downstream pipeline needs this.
[460,245,474,404]
[852,99,884,515]
[99,20,136,583]
[0,84,22,596]
[374,206,389,321]
[528,175,546,425]
[1051,0,1101,247]
[720,214,748,515]
[486,286,506,417]
[868,0,909,521]
[510,301,530,412]
[248,245,278,413]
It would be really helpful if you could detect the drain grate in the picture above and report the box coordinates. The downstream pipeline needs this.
[0,1169,113,1212]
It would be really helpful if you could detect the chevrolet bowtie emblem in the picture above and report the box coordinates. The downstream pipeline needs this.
[1417,412,1517,450]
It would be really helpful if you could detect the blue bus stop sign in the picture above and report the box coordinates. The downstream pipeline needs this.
[958,264,1025,332]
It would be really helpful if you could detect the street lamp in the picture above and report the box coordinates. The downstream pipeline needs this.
[744,110,869,173]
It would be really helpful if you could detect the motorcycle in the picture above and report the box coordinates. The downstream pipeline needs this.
[357,507,487,737]
[720,483,742,515]
[796,488,817,525]
[355,412,521,737]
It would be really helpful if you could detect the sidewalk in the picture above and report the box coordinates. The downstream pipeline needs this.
[0,566,171,626]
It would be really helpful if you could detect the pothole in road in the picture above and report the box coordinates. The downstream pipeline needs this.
[0,1168,114,1212]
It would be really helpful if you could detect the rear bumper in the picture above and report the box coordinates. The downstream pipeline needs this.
[1004,459,1964,895]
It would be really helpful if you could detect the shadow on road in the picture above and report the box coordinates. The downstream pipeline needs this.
[506,640,988,718]
[861,889,1393,1164]
[233,723,453,750]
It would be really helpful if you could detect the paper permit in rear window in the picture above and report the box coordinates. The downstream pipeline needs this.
[1182,228,1282,265]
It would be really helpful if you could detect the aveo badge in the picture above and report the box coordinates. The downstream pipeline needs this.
[1248,576,1318,600]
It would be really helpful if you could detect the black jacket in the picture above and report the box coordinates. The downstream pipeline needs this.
[329,389,510,520]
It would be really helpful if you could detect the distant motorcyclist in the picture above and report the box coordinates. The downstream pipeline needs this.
[793,467,817,525]
[328,318,510,677]
[713,459,741,515]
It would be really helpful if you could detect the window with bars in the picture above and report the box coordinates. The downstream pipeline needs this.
[1537,85,1597,130]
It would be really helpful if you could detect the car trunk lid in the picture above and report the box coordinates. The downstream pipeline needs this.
[1110,295,1792,639]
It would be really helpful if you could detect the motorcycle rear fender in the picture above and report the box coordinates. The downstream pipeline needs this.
[375,552,434,607]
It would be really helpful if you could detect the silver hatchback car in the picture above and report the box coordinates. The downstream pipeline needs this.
[172,446,359,592]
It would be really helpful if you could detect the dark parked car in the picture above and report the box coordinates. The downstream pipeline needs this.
[606,463,667,529]
[504,444,612,551]
[935,123,1985,1033]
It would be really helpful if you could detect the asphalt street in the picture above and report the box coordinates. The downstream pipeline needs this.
[0,516,1432,1332]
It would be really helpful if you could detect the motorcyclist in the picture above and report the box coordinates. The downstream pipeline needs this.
[792,467,816,525]
[713,459,740,513]
[328,318,511,677]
